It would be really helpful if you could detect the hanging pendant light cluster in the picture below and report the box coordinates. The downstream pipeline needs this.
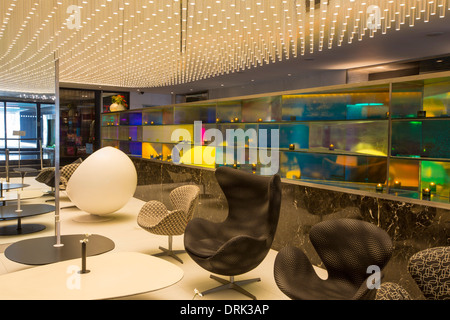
[0,0,448,93]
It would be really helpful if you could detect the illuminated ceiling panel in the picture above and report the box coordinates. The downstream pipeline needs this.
[0,0,448,93]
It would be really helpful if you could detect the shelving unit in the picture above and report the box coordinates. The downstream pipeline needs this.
[101,71,450,207]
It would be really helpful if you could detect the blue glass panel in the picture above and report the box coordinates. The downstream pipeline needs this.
[128,112,142,126]
[279,124,309,149]
[129,141,142,156]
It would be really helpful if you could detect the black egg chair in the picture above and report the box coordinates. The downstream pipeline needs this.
[274,218,394,300]
[184,165,282,300]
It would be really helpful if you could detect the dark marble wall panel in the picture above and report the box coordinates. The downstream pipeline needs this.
[131,158,450,300]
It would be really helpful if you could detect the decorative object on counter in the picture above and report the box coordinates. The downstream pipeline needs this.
[216,118,220,123]
[137,185,200,264]
[289,144,295,151]
[79,234,91,274]
[422,188,431,198]
[258,118,263,122]
[393,180,402,189]
[376,183,384,192]
[329,143,335,151]
[67,147,137,221]
[184,166,282,300]
[417,110,426,118]
[274,218,393,300]
[252,163,257,172]
[429,182,436,192]
[109,95,128,112]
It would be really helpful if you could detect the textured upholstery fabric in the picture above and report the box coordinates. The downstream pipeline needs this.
[137,185,200,236]
[274,218,393,300]
[35,167,56,187]
[407,246,450,300]
[184,166,282,277]
[35,159,82,189]
[375,282,412,300]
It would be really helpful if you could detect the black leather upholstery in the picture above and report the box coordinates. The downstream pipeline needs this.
[184,166,281,297]
[274,218,394,300]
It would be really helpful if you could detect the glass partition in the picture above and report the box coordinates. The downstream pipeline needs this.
[391,76,450,118]
[100,73,450,207]
[282,85,390,121]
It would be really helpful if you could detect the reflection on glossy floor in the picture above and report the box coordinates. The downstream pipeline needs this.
[0,176,318,300]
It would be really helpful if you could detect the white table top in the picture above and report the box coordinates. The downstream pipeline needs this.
[0,252,184,300]
[0,189,44,202]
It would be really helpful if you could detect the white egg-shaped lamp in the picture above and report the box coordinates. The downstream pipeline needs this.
[66,147,137,221]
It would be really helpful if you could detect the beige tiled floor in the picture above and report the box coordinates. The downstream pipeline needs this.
[0,176,320,300]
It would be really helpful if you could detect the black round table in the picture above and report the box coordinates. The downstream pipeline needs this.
[1,183,30,191]
[0,203,55,236]
[4,234,115,265]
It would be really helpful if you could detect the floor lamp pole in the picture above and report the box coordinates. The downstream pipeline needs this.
[54,57,63,248]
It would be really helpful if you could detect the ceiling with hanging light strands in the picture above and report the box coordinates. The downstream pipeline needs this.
[0,0,449,95]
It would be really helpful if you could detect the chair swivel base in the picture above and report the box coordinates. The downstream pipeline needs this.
[154,246,185,264]
[201,275,261,300]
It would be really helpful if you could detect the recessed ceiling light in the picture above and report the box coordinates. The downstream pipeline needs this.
[436,59,444,63]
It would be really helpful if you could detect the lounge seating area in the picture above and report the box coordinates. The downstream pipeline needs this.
[1,151,447,301]
[0,174,289,300]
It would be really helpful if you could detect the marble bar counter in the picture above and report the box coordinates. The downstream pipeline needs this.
[131,157,450,300]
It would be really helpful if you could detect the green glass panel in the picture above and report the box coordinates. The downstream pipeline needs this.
[423,78,450,117]
[392,120,450,159]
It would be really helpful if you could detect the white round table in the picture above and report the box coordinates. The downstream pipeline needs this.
[0,252,184,300]
[0,189,44,205]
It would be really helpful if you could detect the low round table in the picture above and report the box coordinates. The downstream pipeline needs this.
[0,252,183,300]
[0,189,44,206]
[0,203,55,236]
[1,182,30,191]
[5,234,115,265]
